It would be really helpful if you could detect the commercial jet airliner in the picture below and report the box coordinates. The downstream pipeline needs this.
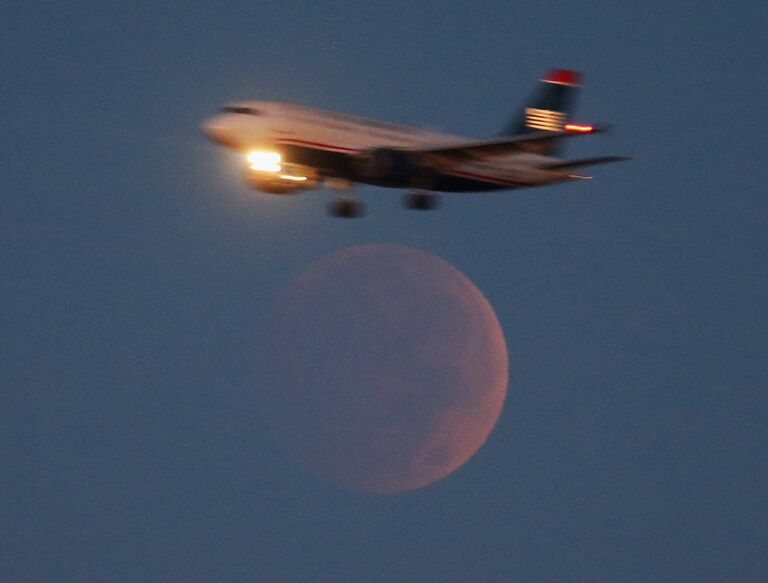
[203,69,628,217]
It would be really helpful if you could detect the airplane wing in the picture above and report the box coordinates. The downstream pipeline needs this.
[409,126,606,161]
[541,155,631,170]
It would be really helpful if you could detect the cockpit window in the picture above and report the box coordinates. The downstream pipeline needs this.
[220,106,264,116]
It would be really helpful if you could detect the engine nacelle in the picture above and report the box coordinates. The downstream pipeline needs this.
[356,148,424,183]
[243,164,317,195]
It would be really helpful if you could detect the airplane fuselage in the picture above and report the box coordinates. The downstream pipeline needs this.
[203,101,564,193]
[202,69,626,217]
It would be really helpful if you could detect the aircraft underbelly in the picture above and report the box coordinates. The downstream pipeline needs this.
[276,143,559,193]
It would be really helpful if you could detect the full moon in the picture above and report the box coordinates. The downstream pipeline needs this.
[265,244,508,493]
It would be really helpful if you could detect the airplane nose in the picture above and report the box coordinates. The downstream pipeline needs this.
[202,116,233,146]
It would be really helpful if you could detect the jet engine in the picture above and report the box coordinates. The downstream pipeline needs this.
[244,170,317,194]
[356,148,428,183]
[242,150,317,194]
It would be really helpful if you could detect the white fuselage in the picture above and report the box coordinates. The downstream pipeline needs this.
[203,101,563,190]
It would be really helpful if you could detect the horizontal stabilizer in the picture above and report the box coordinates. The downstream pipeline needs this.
[542,155,631,170]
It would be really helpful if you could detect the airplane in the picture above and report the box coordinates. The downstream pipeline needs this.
[203,69,628,217]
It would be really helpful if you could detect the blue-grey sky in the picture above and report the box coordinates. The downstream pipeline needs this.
[2,1,767,581]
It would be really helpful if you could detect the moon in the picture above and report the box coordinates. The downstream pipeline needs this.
[264,244,508,493]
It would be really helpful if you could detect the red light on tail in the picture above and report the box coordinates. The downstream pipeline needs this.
[543,69,581,86]
[564,123,594,133]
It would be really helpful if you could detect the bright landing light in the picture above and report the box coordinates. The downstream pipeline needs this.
[246,150,282,172]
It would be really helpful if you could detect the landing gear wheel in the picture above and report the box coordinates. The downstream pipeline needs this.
[403,191,441,211]
[329,198,365,218]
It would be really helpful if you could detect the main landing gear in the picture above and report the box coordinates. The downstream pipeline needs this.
[326,178,365,218]
[325,179,440,218]
[402,190,441,211]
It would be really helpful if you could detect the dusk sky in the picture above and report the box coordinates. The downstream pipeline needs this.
[2,2,767,581]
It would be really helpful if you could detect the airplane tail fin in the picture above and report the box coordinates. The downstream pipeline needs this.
[501,69,581,156]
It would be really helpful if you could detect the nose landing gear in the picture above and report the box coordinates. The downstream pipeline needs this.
[326,178,366,218]
[329,197,365,218]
